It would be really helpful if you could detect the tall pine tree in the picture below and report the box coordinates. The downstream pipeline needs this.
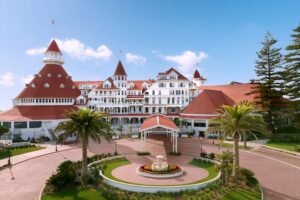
[283,24,300,126]
[253,32,283,129]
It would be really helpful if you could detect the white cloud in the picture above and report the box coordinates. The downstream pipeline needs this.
[0,72,14,86]
[125,53,146,65]
[21,75,34,84]
[26,38,112,61]
[25,47,47,55]
[163,50,208,77]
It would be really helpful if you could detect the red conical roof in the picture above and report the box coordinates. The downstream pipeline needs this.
[46,40,61,53]
[193,69,201,78]
[16,64,80,98]
[113,61,127,76]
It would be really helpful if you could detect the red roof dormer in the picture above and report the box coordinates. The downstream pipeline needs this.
[46,40,62,54]
[113,60,127,76]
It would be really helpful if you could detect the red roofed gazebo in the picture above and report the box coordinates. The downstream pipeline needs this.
[139,114,179,153]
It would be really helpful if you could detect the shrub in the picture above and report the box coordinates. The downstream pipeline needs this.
[47,161,77,190]
[240,168,258,187]
[137,151,150,156]
[200,152,207,158]
[209,153,215,160]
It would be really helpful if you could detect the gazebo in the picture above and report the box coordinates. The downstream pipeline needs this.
[139,114,179,153]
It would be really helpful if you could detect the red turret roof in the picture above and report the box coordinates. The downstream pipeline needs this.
[193,69,201,78]
[181,89,235,115]
[113,61,127,76]
[46,40,61,54]
[16,64,81,98]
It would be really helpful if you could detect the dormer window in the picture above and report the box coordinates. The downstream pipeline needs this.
[59,83,65,88]
[72,85,76,89]
[44,83,50,88]
[38,73,42,77]
[104,84,111,88]
[31,83,36,88]
[169,75,177,80]
[57,74,62,78]
[47,73,52,77]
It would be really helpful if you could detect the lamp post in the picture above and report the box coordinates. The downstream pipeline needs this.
[115,140,118,155]
[200,136,203,156]
[7,143,11,166]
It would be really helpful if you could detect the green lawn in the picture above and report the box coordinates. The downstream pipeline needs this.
[266,141,300,152]
[42,189,105,200]
[189,159,219,183]
[102,159,131,181]
[221,188,261,200]
[0,146,45,159]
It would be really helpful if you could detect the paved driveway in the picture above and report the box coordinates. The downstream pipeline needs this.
[0,137,299,200]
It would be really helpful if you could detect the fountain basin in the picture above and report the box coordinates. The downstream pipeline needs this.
[137,164,184,179]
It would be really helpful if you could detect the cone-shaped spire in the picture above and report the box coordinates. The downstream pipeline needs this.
[193,69,201,79]
[46,40,62,54]
[113,60,127,76]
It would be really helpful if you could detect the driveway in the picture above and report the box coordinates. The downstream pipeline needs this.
[0,137,299,200]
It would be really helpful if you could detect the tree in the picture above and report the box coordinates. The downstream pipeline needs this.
[207,101,271,178]
[55,109,111,176]
[253,32,283,129]
[283,24,300,126]
[0,125,9,136]
[216,151,234,186]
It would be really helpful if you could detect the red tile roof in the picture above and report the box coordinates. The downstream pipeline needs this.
[158,68,188,80]
[181,89,235,115]
[95,77,118,90]
[46,40,61,54]
[16,64,81,98]
[0,105,78,121]
[113,60,127,76]
[127,80,154,91]
[199,83,257,103]
[74,81,102,88]
[139,114,178,131]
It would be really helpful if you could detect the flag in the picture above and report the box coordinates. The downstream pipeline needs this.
[51,19,55,26]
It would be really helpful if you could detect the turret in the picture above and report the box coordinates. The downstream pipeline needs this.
[192,69,206,87]
[43,40,64,65]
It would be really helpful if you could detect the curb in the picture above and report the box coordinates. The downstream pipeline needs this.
[262,145,300,157]
[0,146,80,170]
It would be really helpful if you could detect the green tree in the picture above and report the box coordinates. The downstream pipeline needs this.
[216,151,234,186]
[0,125,9,136]
[55,109,111,176]
[253,32,283,129]
[207,101,271,178]
[283,24,300,126]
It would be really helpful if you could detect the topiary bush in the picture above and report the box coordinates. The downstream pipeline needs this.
[240,168,258,187]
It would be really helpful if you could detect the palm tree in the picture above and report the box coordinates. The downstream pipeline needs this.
[0,125,9,137]
[207,101,271,178]
[55,108,111,176]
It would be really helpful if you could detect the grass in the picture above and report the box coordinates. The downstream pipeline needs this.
[221,188,261,200]
[102,159,131,181]
[189,159,219,183]
[42,188,105,200]
[0,146,45,160]
[266,141,300,152]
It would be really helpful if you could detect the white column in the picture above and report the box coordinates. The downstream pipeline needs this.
[175,132,178,153]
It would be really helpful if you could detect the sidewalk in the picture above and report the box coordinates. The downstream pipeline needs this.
[0,143,78,167]
[223,139,269,148]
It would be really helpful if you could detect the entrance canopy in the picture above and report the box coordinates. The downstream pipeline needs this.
[139,114,179,132]
[139,114,179,152]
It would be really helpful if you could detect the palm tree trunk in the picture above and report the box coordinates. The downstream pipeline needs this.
[233,133,240,179]
[81,137,88,176]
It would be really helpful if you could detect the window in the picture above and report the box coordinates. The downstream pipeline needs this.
[2,122,11,129]
[44,83,50,88]
[14,122,27,129]
[47,73,52,77]
[169,83,175,87]
[194,122,206,127]
[59,83,65,88]
[57,74,62,78]
[31,83,36,88]
[29,121,42,128]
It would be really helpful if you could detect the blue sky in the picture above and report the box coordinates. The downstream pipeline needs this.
[0,0,299,110]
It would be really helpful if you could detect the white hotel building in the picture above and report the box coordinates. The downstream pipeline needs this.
[0,40,256,140]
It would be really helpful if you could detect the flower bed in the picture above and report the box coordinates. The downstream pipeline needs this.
[138,164,182,174]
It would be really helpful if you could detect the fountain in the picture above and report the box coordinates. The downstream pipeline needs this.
[137,155,184,178]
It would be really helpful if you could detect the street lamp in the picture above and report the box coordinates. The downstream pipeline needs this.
[115,140,118,155]
[7,143,11,166]
[200,136,203,156]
